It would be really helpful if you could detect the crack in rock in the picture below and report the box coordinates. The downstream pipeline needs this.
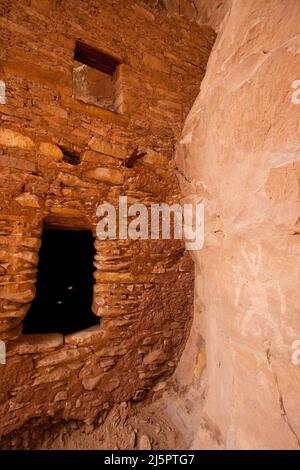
[266,348,300,448]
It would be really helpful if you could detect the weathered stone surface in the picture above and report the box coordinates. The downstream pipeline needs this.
[7,333,63,356]
[171,0,300,450]
[32,366,72,386]
[88,139,128,159]
[143,349,168,365]
[57,173,90,188]
[39,142,63,160]
[0,325,22,341]
[84,167,124,185]
[194,0,229,31]
[49,207,84,218]
[1,355,33,393]
[0,129,35,149]
[65,325,103,347]
[15,193,43,208]
[0,285,35,303]
[61,95,129,127]
[97,345,128,357]
[132,389,147,401]
[139,434,152,450]
[54,390,68,402]
[82,374,102,391]
[81,150,119,166]
[94,272,154,283]
[100,358,116,371]
[0,0,214,439]
[36,347,91,368]
[143,53,169,73]
[142,151,169,167]
[98,376,120,392]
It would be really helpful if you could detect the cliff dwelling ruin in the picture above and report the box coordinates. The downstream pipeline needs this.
[0,0,300,453]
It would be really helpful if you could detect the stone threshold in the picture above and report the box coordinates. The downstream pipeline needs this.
[61,96,130,127]
[6,324,104,357]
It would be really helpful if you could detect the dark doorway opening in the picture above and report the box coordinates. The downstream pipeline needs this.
[23,229,98,336]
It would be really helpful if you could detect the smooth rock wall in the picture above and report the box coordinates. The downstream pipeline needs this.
[172,0,300,450]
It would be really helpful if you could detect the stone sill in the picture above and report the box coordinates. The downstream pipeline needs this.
[61,95,130,128]
[6,325,104,356]
[6,332,64,357]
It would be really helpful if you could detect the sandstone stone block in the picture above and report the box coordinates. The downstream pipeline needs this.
[57,173,90,188]
[143,53,170,74]
[20,237,41,250]
[54,390,68,402]
[139,434,152,450]
[88,138,128,159]
[142,151,169,167]
[82,374,102,391]
[36,347,91,368]
[13,251,38,265]
[15,193,43,208]
[0,129,35,149]
[1,355,33,393]
[62,95,129,126]
[98,376,120,392]
[143,349,168,365]
[100,358,116,371]
[132,389,147,401]
[94,272,154,283]
[0,286,35,303]
[39,142,63,160]
[84,167,124,185]
[33,367,72,386]
[49,207,84,217]
[0,324,22,341]
[65,325,103,347]
[7,333,63,356]
[0,154,36,172]
[0,317,22,334]
[81,150,119,166]
[97,345,128,357]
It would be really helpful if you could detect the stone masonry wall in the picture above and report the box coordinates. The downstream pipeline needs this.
[0,0,215,437]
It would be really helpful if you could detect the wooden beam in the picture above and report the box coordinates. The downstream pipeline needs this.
[74,41,121,76]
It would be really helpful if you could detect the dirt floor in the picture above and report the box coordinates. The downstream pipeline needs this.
[0,401,186,450]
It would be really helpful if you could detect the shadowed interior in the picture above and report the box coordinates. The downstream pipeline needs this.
[23,229,98,336]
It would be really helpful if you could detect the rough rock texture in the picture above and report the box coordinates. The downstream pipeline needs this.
[0,0,215,440]
[170,0,300,450]
[194,0,229,31]
[148,0,229,32]
[0,400,186,450]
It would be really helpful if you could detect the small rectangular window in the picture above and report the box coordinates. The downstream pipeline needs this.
[73,41,121,112]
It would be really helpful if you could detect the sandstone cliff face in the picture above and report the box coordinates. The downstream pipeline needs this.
[194,0,229,31]
[173,0,300,450]
[147,0,229,31]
